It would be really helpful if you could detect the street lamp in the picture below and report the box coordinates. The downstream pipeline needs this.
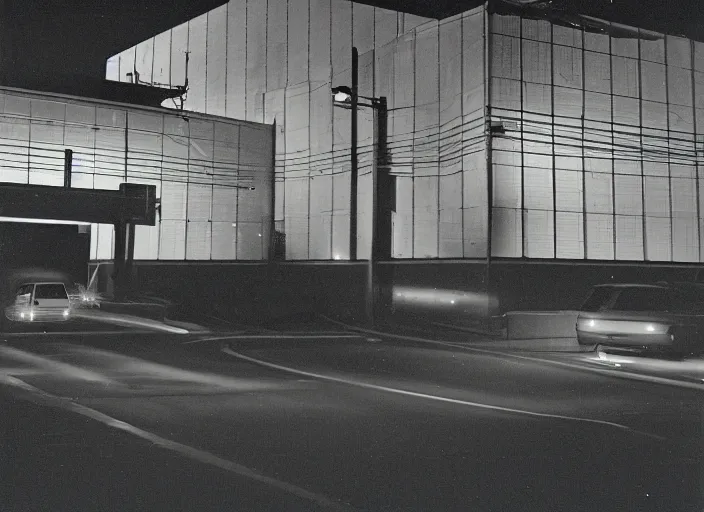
[331,86,353,104]
[332,47,390,327]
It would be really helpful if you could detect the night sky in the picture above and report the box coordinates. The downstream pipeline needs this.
[0,0,702,96]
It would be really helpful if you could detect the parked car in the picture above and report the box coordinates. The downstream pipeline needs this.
[576,282,704,357]
[5,282,72,322]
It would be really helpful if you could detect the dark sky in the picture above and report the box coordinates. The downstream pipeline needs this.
[1,0,702,96]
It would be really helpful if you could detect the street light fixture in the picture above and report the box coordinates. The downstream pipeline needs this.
[331,86,353,103]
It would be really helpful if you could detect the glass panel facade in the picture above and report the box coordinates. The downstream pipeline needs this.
[109,2,704,264]
[489,13,703,262]
[0,89,273,261]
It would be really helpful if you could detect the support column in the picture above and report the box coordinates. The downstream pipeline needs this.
[112,221,135,300]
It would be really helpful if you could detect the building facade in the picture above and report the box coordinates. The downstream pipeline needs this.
[108,2,489,262]
[103,1,704,320]
[109,0,704,268]
[0,87,274,262]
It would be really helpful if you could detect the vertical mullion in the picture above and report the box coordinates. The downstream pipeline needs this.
[665,35,674,261]
[460,12,465,257]
[210,132,214,261]
[157,117,164,260]
[168,29,173,86]
[437,21,441,258]
[204,14,209,113]
[306,0,311,259]
[184,115,189,261]
[151,35,156,85]
[519,19,525,258]
[638,35,647,261]
[223,4,228,119]
[329,0,334,258]
[550,23,556,259]
[484,4,493,268]
[244,0,248,120]
[283,0,288,259]
[411,33,416,258]
[581,28,587,259]
[235,124,241,259]
[609,34,616,260]
[691,40,701,263]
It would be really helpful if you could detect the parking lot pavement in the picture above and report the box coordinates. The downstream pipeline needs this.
[2,330,702,512]
[0,391,339,512]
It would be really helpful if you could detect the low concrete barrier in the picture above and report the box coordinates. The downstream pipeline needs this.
[504,310,579,340]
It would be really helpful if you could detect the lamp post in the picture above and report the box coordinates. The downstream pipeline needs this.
[332,47,389,326]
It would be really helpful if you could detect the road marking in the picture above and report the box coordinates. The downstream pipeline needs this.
[321,316,704,392]
[0,374,354,512]
[0,330,155,337]
[222,346,666,441]
[183,334,364,345]
[0,345,118,385]
[58,343,295,392]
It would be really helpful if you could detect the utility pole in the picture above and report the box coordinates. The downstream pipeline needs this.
[366,97,388,326]
[332,49,390,326]
[350,47,359,261]
[63,149,73,188]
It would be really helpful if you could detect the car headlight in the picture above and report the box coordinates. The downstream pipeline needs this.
[63,309,70,317]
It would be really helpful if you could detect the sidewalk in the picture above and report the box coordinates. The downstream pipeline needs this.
[325,316,587,353]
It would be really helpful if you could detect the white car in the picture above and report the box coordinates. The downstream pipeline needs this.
[576,282,704,357]
[5,282,72,322]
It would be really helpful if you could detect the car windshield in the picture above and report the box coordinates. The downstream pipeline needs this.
[34,284,67,300]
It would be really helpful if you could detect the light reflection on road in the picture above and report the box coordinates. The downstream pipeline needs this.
[577,349,704,382]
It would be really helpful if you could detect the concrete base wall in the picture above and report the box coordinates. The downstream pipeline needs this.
[504,310,579,340]
[88,259,704,326]
[101,261,368,323]
[490,260,704,313]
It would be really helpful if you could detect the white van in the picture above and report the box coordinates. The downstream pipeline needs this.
[6,282,71,322]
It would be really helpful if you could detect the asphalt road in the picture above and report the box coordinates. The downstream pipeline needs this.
[0,326,702,512]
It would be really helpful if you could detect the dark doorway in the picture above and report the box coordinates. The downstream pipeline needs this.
[0,222,90,306]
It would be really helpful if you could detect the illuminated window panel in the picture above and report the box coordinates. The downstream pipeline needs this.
[615,215,644,260]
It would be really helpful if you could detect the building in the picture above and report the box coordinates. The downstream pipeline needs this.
[0,86,274,292]
[105,0,704,320]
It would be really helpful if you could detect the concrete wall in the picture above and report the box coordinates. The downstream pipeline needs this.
[124,261,367,322]
[88,258,703,326]
[490,260,704,313]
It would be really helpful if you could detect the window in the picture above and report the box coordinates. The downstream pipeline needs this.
[34,284,68,300]
[14,285,32,305]
[611,287,669,312]
[580,287,616,312]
